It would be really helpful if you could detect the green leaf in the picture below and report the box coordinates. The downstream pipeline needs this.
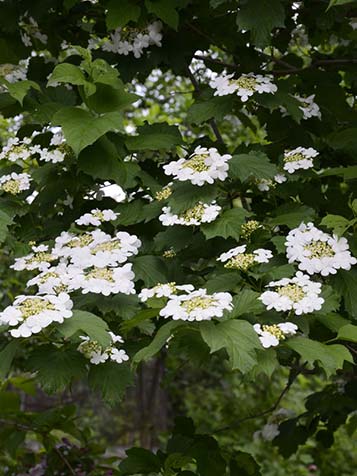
[205,272,242,293]
[57,310,111,348]
[327,127,357,156]
[269,204,315,228]
[231,289,265,317]
[0,341,19,380]
[88,362,133,404]
[337,324,357,343]
[320,214,355,236]
[133,321,183,364]
[168,183,218,214]
[47,63,95,96]
[200,320,261,372]
[120,447,162,475]
[286,337,353,377]
[321,165,357,180]
[230,451,262,476]
[236,0,285,47]
[328,0,357,8]
[121,309,159,333]
[250,348,278,378]
[201,208,249,240]
[85,83,138,113]
[133,255,168,286]
[53,107,121,155]
[334,269,357,319]
[145,0,179,29]
[106,0,141,29]
[187,96,232,124]
[28,346,86,393]
[4,80,40,105]
[229,152,278,182]
[0,209,13,243]
[125,123,183,150]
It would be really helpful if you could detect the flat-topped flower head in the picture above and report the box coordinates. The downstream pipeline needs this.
[285,222,356,276]
[68,263,135,296]
[0,172,31,195]
[254,322,298,348]
[259,271,324,315]
[159,202,221,226]
[87,231,141,267]
[27,263,79,294]
[78,332,129,365]
[0,292,73,338]
[210,72,277,101]
[75,209,119,226]
[241,220,263,240]
[217,245,273,271]
[155,185,173,201]
[0,137,33,162]
[160,288,233,321]
[283,147,319,173]
[163,147,231,186]
[139,282,194,302]
[11,244,57,272]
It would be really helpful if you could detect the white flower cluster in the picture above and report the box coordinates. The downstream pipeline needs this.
[0,293,73,338]
[102,21,163,58]
[254,322,298,348]
[295,94,321,120]
[139,282,194,302]
[160,288,233,321]
[286,222,356,276]
[159,202,221,226]
[259,272,324,315]
[0,172,31,195]
[283,147,319,173]
[210,72,277,101]
[0,62,27,84]
[256,174,286,192]
[217,245,273,271]
[78,332,129,365]
[20,15,48,47]
[0,132,68,164]
[75,209,118,226]
[163,146,232,186]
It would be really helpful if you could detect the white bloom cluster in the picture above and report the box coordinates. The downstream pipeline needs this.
[295,94,321,120]
[254,322,298,348]
[0,133,67,164]
[283,147,319,173]
[139,282,194,302]
[12,244,56,272]
[256,174,286,192]
[160,288,233,321]
[163,147,232,186]
[102,21,162,58]
[75,209,118,226]
[0,172,31,195]
[0,293,73,338]
[159,202,221,226]
[20,15,48,47]
[259,272,324,315]
[217,245,273,271]
[210,72,277,101]
[286,222,356,276]
[0,62,27,83]
[78,332,129,365]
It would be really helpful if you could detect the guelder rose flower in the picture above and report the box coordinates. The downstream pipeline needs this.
[163,146,232,186]
[295,94,321,120]
[285,222,356,276]
[27,263,77,294]
[11,244,57,272]
[139,283,195,302]
[0,172,31,195]
[159,202,221,226]
[283,147,319,173]
[259,272,324,315]
[78,332,129,365]
[0,293,73,338]
[160,288,233,321]
[210,72,277,101]
[254,322,298,348]
[217,245,273,271]
[256,174,287,191]
[75,208,119,226]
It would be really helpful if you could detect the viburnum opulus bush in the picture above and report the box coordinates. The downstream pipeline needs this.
[0,0,357,474]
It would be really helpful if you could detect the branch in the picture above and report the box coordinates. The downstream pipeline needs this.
[54,446,76,476]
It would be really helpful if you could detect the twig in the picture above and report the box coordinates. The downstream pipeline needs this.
[54,446,76,476]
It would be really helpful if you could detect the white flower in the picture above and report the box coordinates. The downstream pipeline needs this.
[78,332,128,365]
[0,293,73,338]
[0,137,32,162]
[75,209,118,226]
[283,147,319,173]
[26,263,77,294]
[68,263,136,296]
[11,244,57,272]
[217,245,273,271]
[139,282,194,302]
[159,202,221,226]
[285,222,357,276]
[163,146,232,186]
[0,172,31,195]
[254,322,298,348]
[295,94,321,120]
[109,348,129,363]
[160,288,233,321]
[39,147,65,163]
[259,272,324,315]
[210,72,277,101]
[256,174,287,192]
